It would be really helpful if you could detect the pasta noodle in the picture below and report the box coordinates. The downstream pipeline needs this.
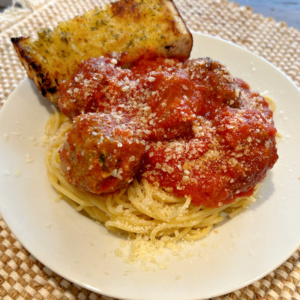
[45,108,258,246]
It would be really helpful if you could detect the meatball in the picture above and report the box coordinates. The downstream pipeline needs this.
[60,113,145,194]
[139,68,203,140]
[58,57,133,119]
[130,58,203,141]
[183,58,239,113]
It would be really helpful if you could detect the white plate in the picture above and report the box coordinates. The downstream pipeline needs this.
[0,32,300,300]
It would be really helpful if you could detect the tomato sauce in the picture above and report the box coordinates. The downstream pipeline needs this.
[59,56,278,207]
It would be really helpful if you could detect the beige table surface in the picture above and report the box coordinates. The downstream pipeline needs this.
[0,0,299,299]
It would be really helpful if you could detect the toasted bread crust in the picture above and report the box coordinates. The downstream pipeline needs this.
[12,37,58,102]
[11,0,192,103]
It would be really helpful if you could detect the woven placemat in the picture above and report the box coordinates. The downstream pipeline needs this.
[0,0,300,299]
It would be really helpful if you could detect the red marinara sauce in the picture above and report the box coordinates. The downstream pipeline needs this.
[59,56,278,208]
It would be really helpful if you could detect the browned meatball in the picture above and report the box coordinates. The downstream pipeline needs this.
[60,113,145,194]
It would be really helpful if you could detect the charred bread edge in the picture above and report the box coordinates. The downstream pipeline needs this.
[11,37,58,103]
